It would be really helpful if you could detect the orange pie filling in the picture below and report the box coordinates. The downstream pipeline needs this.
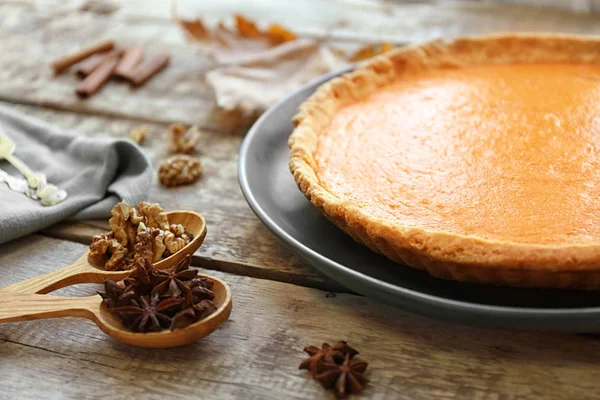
[315,64,600,246]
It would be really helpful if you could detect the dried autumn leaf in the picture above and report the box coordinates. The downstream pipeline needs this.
[175,13,297,64]
[178,19,209,41]
[266,24,297,45]
[206,39,347,117]
[349,42,395,62]
[235,14,261,38]
[173,11,396,126]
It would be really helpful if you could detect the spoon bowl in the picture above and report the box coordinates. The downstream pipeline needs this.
[0,211,207,294]
[0,274,232,348]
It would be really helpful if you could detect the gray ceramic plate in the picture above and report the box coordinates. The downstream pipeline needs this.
[238,68,600,331]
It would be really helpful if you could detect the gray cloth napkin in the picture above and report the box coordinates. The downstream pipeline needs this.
[0,104,152,245]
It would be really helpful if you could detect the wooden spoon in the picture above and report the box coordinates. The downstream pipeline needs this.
[0,211,207,294]
[0,273,231,348]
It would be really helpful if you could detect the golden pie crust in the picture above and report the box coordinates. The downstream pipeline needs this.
[289,34,600,289]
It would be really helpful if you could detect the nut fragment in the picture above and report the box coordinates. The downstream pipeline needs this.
[128,125,147,144]
[90,233,132,271]
[168,123,201,154]
[158,155,202,187]
[164,223,192,254]
[137,201,170,230]
[108,202,141,247]
[133,227,166,263]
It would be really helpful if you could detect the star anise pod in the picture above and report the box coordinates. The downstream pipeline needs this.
[188,277,215,302]
[97,280,128,308]
[299,341,359,377]
[121,257,155,298]
[113,293,184,332]
[151,256,198,298]
[169,299,217,330]
[315,353,368,398]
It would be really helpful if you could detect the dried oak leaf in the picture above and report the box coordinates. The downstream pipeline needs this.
[349,42,395,62]
[175,13,297,65]
[205,39,347,117]
[174,12,391,128]
[178,18,209,41]
[266,24,297,45]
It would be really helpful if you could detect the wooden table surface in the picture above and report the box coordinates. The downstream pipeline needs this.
[1,1,600,399]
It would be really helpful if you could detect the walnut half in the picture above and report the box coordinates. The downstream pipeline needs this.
[168,123,201,154]
[137,201,170,230]
[158,155,202,187]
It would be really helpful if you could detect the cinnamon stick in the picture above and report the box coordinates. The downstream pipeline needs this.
[129,53,170,86]
[114,45,145,79]
[51,39,115,74]
[76,55,119,98]
[76,47,124,78]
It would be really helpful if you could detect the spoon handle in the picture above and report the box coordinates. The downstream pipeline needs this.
[0,255,129,294]
[0,292,99,323]
[5,153,40,189]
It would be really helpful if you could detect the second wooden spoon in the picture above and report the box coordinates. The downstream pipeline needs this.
[0,211,207,294]
[0,273,232,348]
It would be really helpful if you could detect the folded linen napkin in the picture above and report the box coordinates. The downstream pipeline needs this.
[0,104,152,245]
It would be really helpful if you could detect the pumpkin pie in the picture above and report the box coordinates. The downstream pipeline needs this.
[289,34,600,289]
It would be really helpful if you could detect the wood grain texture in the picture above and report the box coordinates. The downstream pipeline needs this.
[2,101,342,292]
[1,236,600,399]
[1,1,600,131]
[3,1,600,398]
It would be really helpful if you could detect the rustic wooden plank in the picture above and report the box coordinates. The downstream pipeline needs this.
[0,2,240,131]
[2,1,600,132]
[1,101,342,291]
[1,235,600,399]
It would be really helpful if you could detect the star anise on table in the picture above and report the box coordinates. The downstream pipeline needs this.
[112,293,184,333]
[151,257,199,298]
[315,353,368,399]
[299,341,359,377]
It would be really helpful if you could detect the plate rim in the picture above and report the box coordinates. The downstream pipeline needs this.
[238,67,600,328]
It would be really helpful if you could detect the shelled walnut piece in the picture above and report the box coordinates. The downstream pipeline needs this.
[89,201,193,271]
[168,123,201,154]
[158,155,202,187]
[128,126,147,144]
